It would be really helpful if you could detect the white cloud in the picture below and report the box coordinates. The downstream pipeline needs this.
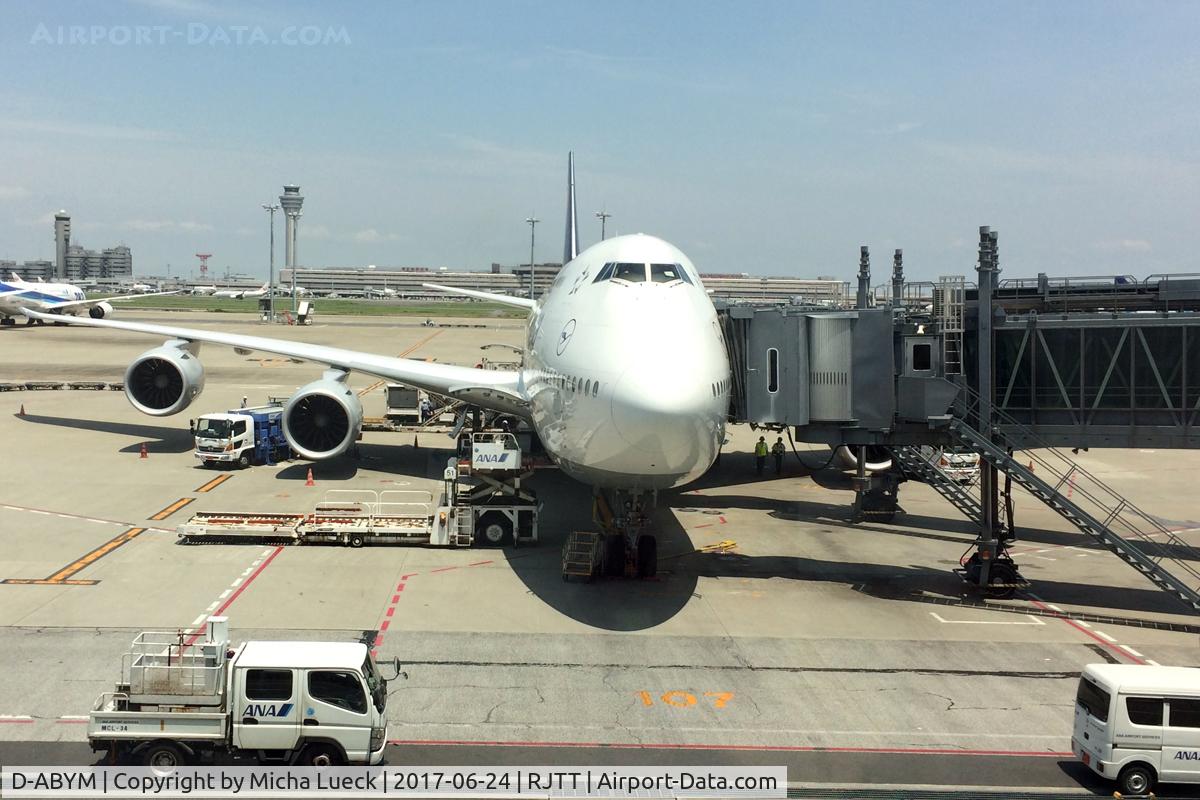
[0,185,29,201]
[0,119,176,143]
[305,224,332,240]
[122,219,214,232]
[1095,238,1152,253]
[351,228,399,244]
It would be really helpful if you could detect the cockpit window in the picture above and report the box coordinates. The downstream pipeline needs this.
[593,262,616,283]
[612,262,647,282]
[650,263,691,285]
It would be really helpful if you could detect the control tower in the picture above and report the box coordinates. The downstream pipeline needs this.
[279,185,303,270]
[54,210,71,280]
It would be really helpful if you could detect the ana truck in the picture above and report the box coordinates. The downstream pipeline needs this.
[194,405,290,468]
[87,617,401,767]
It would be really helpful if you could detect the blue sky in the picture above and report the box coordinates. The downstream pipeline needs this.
[0,0,1197,281]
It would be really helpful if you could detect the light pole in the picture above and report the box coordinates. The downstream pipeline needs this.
[595,208,611,240]
[525,215,539,300]
[262,203,279,321]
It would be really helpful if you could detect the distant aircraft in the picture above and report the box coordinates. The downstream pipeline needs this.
[191,285,217,296]
[1,273,176,326]
[129,282,155,293]
[213,283,269,299]
[367,287,397,299]
[24,154,729,577]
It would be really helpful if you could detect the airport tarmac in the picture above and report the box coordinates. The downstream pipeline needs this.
[2,310,1200,794]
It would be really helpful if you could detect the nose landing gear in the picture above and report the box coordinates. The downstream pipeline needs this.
[595,490,658,579]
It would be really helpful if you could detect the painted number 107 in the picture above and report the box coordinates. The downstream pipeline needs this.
[637,691,734,709]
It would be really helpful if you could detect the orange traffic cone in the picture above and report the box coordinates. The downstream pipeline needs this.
[305,468,315,487]
[140,443,148,459]
[18,404,25,416]
[1028,459,1034,472]
[413,434,419,448]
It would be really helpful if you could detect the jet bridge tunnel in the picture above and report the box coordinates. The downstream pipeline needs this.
[717,229,1200,609]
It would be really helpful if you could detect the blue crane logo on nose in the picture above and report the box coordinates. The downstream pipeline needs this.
[557,319,576,355]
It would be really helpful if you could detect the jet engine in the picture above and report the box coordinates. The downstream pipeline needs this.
[124,345,205,416]
[834,445,893,473]
[88,302,114,319]
[283,376,363,460]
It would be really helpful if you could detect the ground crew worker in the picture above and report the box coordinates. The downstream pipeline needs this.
[772,437,786,475]
[754,436,768,476]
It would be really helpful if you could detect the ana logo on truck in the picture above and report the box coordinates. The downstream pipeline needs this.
[476,453,510,464]
[245,703,293,718]
[1175,751,1200,760]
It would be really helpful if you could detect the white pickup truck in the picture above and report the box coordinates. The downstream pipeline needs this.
[87,617,400,767]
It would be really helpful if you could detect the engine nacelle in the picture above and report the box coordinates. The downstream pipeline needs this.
[88,302,114,319]
[124,345,205,416]
[283,377,364,460]
[834,445,893,473]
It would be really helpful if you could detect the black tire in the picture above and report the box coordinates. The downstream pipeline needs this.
[237,453,251,469]
[349,533,365,548]
[142,740,188,769]
[1117,763,1155,795]
[475,512,512,547]
[604,534,625,577]
[985,563,1018,600]
[298,743,343,767]
[637,536,658,578]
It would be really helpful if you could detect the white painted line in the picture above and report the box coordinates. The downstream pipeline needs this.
[1121,645,1145,658]
[190,615,206,628]
[1077,621,1093,629]
[28,510,49,515]
[58,715,88,720]
[218,589,231,600]
[231,578,244,588]
[241,567,253,576]
[206,602,218,612]
[930,612,1045,626]
[1147,659,1161,666]
[1047,604,1063,612]
[0,715,33,721]
[1096,631,1118,643]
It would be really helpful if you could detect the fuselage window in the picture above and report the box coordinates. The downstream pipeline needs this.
[592,382,599,397]
[612,262,647,282]
[767,348,779,394]
[584,379,591,395]
[650,263,684,284]
[593,262,616,283]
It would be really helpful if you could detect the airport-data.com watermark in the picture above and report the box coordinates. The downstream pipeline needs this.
[30,23,351,47]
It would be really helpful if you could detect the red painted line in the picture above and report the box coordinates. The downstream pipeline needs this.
[380,620,390,632]
[401,573,418,581]
[468,560,493,567]
[184,547,282,647]
[430,566,457,573]
[694,523,714,529]
[392,594,400,603]
[385,607,395,618]
[0,719,33,724]
[719,516,727,524]
[375,634,385,646]
[1027,597,1147,665]
[386,738,1071,757]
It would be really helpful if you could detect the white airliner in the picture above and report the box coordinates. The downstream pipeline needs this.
[0,273,176,326]
[191,285,218,296]
[213,283,269,299]
[23,154,731,576]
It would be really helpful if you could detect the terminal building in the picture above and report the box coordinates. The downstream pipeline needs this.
[279,262,848,304]
[1,210,133,282]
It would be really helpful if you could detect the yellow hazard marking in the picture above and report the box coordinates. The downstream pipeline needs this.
[149,497,194,521]
[1,527,146,586]
[637,691,734,709]
[698,540,737,553]
[195,474,232,493]
[356,330,444,396]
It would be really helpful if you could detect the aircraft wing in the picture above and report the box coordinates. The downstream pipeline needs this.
[422,283,536,310]
[21,309,529,417]
[47,290,180,312]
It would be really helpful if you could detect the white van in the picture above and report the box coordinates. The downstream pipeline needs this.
[1073,663,1200,794]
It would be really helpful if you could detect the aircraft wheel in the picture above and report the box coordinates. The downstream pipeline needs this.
[604,535,625,577]
[637,536,658,578]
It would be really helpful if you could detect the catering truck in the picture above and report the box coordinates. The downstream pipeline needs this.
[1073,663,1200,794]
[193,405,290,468]
[87,617,400,767]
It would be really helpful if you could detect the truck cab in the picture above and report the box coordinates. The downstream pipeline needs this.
[194,405,288,468]
[230,641,389,766]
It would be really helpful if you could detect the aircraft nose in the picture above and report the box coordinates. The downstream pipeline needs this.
[610,362,713,459]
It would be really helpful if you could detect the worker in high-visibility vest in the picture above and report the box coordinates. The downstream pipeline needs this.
[754,436,768,476]
[771,437,787,475]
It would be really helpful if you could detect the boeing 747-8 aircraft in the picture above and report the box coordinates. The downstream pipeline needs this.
[24,155,731,576]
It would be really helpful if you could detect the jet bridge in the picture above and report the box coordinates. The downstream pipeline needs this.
[719,228,1200,612]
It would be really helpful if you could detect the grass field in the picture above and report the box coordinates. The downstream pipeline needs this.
[95,294,524,318]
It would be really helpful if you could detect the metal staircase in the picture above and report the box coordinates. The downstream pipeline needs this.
[891,445,986,531]
[948,385,1200,612]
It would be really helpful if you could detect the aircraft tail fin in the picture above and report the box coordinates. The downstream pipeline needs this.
[563,151,579,265]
